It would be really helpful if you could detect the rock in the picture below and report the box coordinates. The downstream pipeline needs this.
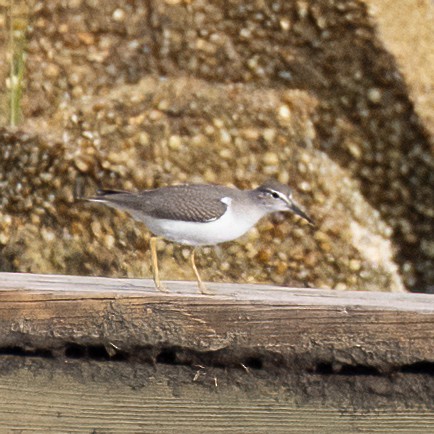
[0,0,433,292]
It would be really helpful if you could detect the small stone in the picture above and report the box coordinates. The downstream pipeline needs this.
[264,165,279,175]
[0,232,9,244]
[138,132,149,146]
[40,172,53,182]
[316,16,327,29]
[191,134,207,146]
[58,23,69,33]
[275,260,288,275]
[257,247,273,263]
[77,32,95,45]
[149,110,162,121]
[129,113,145,125]
[263,152,279,165]
[421,240,434,258]
[75,158,89,172]
[168,135,182,150]
[263,128,276,143]
[278,105,291,119]
[299,181,311,192]
[297,161,307,174]
[367,88,382,104]
[220,261,230,272]
[247,56,259,69]
[112,8,125,22]
[240,28,252,39]
[278,71,293,81]
[241,128,259,140]
[31,214,40,225]
[296,1,308,18]
[346,141,362,159]
[278,171,290,185]
[157,100,170,111]
[1,215,12,225]
[220,129,231,144]
[349,259,362,271]
[203,169,217,183]
[82,130,94,140]
[71,86,84,98]
[104,234,115,249]
[68,0,83,7]
[195,38,216,53]
[91,221,102,237]
[247,227,260,240]
[204,125,215,135]
[44,63,60,78]
[213,118,224,128]
[280,18,290,31]
[41,228,55,242]
[219,149,233,159]
[245,244,258,259]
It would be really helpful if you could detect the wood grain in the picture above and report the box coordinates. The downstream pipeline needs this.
[1,272,434,370]
[0,358,433,433]
[1,273,434,433]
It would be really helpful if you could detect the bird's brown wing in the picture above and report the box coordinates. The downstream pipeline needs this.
[92,184,231,223]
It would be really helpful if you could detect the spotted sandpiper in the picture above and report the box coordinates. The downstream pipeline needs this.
[86,179,313,294]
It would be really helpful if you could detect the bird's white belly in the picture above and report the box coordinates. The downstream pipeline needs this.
[134,207,264,246]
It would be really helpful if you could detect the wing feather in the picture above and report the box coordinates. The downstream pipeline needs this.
[90,184,231,223]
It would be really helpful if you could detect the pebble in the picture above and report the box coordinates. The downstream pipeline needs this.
[280,18,290,31]
[367,88,382,104]
[219,148,233,159]
[112,8,125,22]
[278,171,290,184]
[75,158,89,172]
[220,129,231,144]
[149,110,162,121]
[44,63,60,78]
[263,128,276,143]
[278,105,291,119]
[263,151,279,165]
[349,259,362,271]
[104,234,115,249]
[168,135,182,150]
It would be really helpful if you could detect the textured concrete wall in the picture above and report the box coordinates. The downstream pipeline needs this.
[0,0,433,292]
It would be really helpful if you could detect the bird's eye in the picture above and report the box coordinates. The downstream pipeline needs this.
[271,192,280,199]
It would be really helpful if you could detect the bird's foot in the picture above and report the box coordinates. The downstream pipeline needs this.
[154,280,169,293]
[198,281,213,295]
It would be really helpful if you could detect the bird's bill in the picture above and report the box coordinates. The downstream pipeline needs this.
[289,200,314,225]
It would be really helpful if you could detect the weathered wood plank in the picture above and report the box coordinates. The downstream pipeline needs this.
[1,273,434,432]
[1,272,434,371]
[0,357,433,434]
[0,362,434,434]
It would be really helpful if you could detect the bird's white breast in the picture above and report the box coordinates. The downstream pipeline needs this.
[132,197,266,246]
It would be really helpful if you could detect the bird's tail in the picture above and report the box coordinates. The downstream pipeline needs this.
[86,189,129,202]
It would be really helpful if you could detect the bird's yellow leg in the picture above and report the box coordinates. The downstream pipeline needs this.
[150,237,168,292]
[190,248,212,295]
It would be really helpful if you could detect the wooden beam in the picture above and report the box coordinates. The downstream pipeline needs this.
[0,358,433,433]
[1,272,433,371]
[1,273,434,432]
